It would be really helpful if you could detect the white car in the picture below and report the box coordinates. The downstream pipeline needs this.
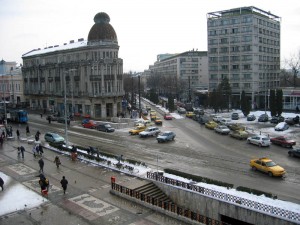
[213,115,223,123]
[139,127,160,138]
[275,122,289,131]
[220,118,233,126]
[247,135,271,147]
[214,125,230,135]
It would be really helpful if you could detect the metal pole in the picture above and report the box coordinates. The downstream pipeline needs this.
[2,76,7,125]
[10,67,14,105]
[264,67,267,114]
[71,71,74,116]
[138,75,141,118]
[64,73,68,147]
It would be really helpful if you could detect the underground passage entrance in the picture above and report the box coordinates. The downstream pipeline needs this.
[221,215,254,225]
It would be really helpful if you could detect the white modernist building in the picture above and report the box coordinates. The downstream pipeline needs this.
[22,12,124,119]
[207,6,281,109]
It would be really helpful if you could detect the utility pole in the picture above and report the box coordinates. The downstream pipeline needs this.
[138,75,141,118]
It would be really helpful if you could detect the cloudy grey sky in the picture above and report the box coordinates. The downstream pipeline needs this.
[1,0,300,72]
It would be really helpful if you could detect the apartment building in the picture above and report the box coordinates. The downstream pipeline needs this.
[22,12,124,119]
[149,51,208,102]
[207,6,281,108]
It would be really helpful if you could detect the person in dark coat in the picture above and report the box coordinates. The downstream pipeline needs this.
[26,125,30,135]
[60,176,68,194]
[39,144,44,156]
[20,146,25,158]
[38,158,44,173]
[0,176,4,191]
[16,129,20,139]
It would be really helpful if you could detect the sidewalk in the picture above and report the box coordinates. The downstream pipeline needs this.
[0,135,190,225]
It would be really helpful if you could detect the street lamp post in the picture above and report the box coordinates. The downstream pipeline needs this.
[264,66,268,115]
[2,76,7,125]
[63,73,68,147]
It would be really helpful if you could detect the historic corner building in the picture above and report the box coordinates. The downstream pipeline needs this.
[207,6,281,109]
[22,12,124,119]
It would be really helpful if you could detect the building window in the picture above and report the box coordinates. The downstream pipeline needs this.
[232,65,239,70]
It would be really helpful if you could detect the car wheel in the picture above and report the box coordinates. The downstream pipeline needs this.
[258,143,262,147]
[289,152,294,157]
[268,172,273,177]
[247,140,250,144]
[252,166,257,171]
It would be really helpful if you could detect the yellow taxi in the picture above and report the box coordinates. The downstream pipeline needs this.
[250,157,286,177]
[150,113,157,121]
[129,125,146,135]
[205,121,218,129]
[186,111,195,118]
[154,117,163,125]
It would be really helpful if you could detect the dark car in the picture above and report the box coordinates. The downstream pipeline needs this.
[198,115,210,125]
[270,116,285,124]
[288,148,300,158]
[247,114,256,121]
[97,124,115,132]
[231,112,239,120]
[57,117,70,125]
[270,136,296,148]
[285,116,299,125]
[258,114,269,122]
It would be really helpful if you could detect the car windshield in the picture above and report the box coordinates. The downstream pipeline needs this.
[105,124,111,128]
[52,134,61,138]
[262,138,270,141]
[265,161,277,167]
[162,133,169,136]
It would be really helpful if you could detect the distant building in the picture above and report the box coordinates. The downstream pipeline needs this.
[22,12,124,118]
[0,60,24,106]
[207,6,281,109]
[147,51,208,102]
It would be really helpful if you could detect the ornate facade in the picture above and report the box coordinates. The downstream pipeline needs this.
[22,12,124,119]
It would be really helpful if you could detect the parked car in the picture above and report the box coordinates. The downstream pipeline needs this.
[57,117,70,125]
[129,125,146,135]
[177,107,186,114]
[205,121,218,129]
[231,112,239,120]
[220,118,233,126]
[270,136,296,148]
[227,123,245,131]
[142,109,148,116]
[214,125,230,135]
[270,116,285,124]
[250,157,286,177]
[44,132,65,144]
[288,148,300,158]
[186,111,195,118]
[247,114,256,121]
[212,115,223,123]
[285,116,299,125]
[274,122,289,131]
[258,114,269,122]
[247,135,271,147]
[156,131,176,143]
[139,127,160,138]
[164,113,173,120]
[198,115,210,125]
[150,113,157,121]
[97,124,115,132]
[81,118,90,125]
[82,120,97,129]
[229,130,248,140]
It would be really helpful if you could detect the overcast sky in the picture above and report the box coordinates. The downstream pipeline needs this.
[1,0,300,72]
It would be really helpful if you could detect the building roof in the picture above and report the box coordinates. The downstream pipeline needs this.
[88,12,118,42]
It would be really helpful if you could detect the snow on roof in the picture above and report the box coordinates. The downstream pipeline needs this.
[22,40,88,57]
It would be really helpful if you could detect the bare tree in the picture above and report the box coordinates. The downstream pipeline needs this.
[285,50,300,87]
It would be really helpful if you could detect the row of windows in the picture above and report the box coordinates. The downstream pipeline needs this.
[209,26,252,36]
[259,37,279,46]
[259,46,280,54]
[210,81,280,89]
[209,55,253,62]
[258,19,280,30]
[209,64,252,71]
[259,28,280,38]
[210,36,253,44]
[208,15,253,27]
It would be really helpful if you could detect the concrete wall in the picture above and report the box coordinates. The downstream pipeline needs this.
[154,181,298,225]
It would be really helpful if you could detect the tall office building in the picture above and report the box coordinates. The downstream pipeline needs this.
[207,6,281,108]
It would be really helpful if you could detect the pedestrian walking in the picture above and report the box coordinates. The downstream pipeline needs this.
[26,125,30,136]
[39,144,44,156]
[54,156,61,168]
[60,176,68,194]
[17,147,21,158]
[0,176,4,191]
[38,174,49,197]
[48,117,51,124]
[16,129,20,139]
[0,135,3,146]
[38,158,44,173]
[20,146,25,158]
[32,145,37,158]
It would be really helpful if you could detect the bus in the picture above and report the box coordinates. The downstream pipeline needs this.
[8,110,28,123]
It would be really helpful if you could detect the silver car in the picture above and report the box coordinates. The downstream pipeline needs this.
[247,135,271,147]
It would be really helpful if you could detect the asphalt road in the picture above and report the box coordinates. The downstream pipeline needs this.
[27,112,300,205]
